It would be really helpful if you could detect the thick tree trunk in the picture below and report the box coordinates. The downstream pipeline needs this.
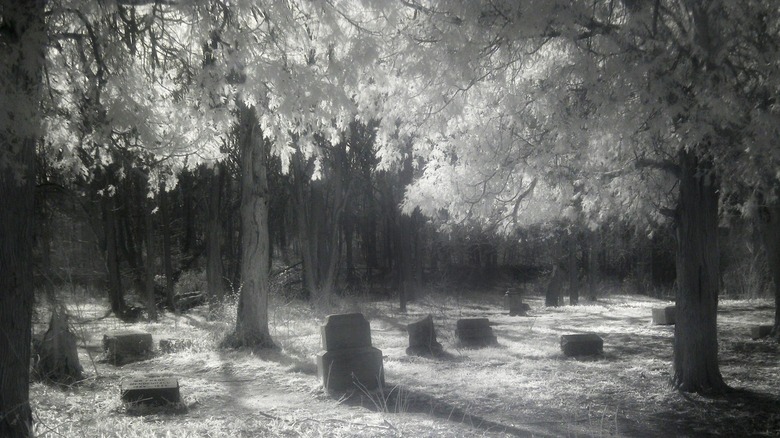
[159,182,175,310]
[207,165,225,311]
[228,103,274,348]
[568,231,579,305]
[0,2,44,435]
[672,149,727,394]
[758,195,780,339]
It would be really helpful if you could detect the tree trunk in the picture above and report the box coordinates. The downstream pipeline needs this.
[672,148,727,394]
[207,164,225,311]
[102,195,128,318]
[0,2,44,435]
[568,231,579,305]
[159,182,175,310]
[143,177,158,321]
[758,194,780,339]
[228,103,274,348]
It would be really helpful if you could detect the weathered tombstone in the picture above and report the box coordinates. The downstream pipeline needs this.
[455,318,498,347]
[121,376,181,406]
[159,338,194,354]
[560,333,603,357]
[652,306,676,325]
[406,314,444,356]
[34,310,84,384]
[316,313,384,393]
[504,290,531,316]
[750,325,774,340]
[103,330,153,365]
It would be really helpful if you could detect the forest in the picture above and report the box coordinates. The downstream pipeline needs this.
[1,0,780,437]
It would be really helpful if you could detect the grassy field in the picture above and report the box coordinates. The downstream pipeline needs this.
[30,286,780,437]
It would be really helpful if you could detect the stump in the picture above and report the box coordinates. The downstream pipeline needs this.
[121,376,181,406]
[34,310,84,384]
[750,325,774,340]
[316,313,384,393]
[455,318,498,347]
[103,330,153,365]
[560,333,603,357]
[652,306,676,325]
[406,314,444,356]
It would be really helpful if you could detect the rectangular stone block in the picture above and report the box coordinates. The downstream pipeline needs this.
[159,338,194,354]
[750,325,774,340]
[455,318,497,347]
[317,347,384,392]
[103,330,153,365]
[561,333,603,357]
[121,376,180,405]
[652,306,676,325]
[321,313,372,351]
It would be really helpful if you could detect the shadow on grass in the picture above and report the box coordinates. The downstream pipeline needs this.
[337,382,569,437]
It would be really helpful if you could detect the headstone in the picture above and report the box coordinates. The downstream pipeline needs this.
[750,325,774,340]
[406,314,444,356]
[455,318,498,347]
[504,290,531,316]
[159,338,194,354]
[316,313,384,393]
[103,330,153,365]
[652,306,676,325]
[560,333,603,357]
[121,376,181,406]
[35,310,84,383]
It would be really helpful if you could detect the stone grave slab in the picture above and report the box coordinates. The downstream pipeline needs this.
[750,325,774,340]
[159,338,194,354]
[121,376,181,406]
[560,333,603,357]
[103,330,153,365]
[455,318,498,347]
[406,314,444,356]
[652,306,676,325]
[316,313,384,393]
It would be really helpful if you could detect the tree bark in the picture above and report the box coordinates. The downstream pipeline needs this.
[143,177,158,321]
[228,103,274,348]
[0,1,44,435]
[102,194,128,318]
[207,164,225,311]
[159,182,175,310]
[758,193,780,339]
[672,148,727,394]
[568,231,579,305]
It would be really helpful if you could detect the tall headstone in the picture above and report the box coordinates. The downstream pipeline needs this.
[652,306,676,325]
[455,318,498,347]
[316,313,384,393]
[560,333,603,357]
[103,330,153,365]
[406,314,444,356]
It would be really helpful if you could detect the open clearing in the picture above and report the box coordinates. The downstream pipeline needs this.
[31,290,780,437]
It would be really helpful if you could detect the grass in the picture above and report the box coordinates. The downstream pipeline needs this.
[29,284,780,437]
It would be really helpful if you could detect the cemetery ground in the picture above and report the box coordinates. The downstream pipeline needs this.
[30,282,780,437]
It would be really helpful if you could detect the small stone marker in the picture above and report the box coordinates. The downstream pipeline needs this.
[406,314,444,356]
[159,338,194,354]
[316,313,384,393]
[750,325,774,340]
[121,376,181,406]
[504,290,531,316]
[455,318,498,347]
[652,306,676,325]
[560,333,603,357]
[103,330,153,365]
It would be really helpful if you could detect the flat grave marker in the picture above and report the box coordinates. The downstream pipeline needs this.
[455,318,498,347]
[652,306,676,325]
[560,333,603,357]
[121,376,181,406]
[103,330,153,365]
[750,325,774,340]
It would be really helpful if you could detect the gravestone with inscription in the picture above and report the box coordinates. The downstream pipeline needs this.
[121,376,181,406]
[560,333,603,357]
[103,330,153,365]
[652,306,676,325]
[406,314,444,356]
[455,318,498,347]
[316,313,384,393]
